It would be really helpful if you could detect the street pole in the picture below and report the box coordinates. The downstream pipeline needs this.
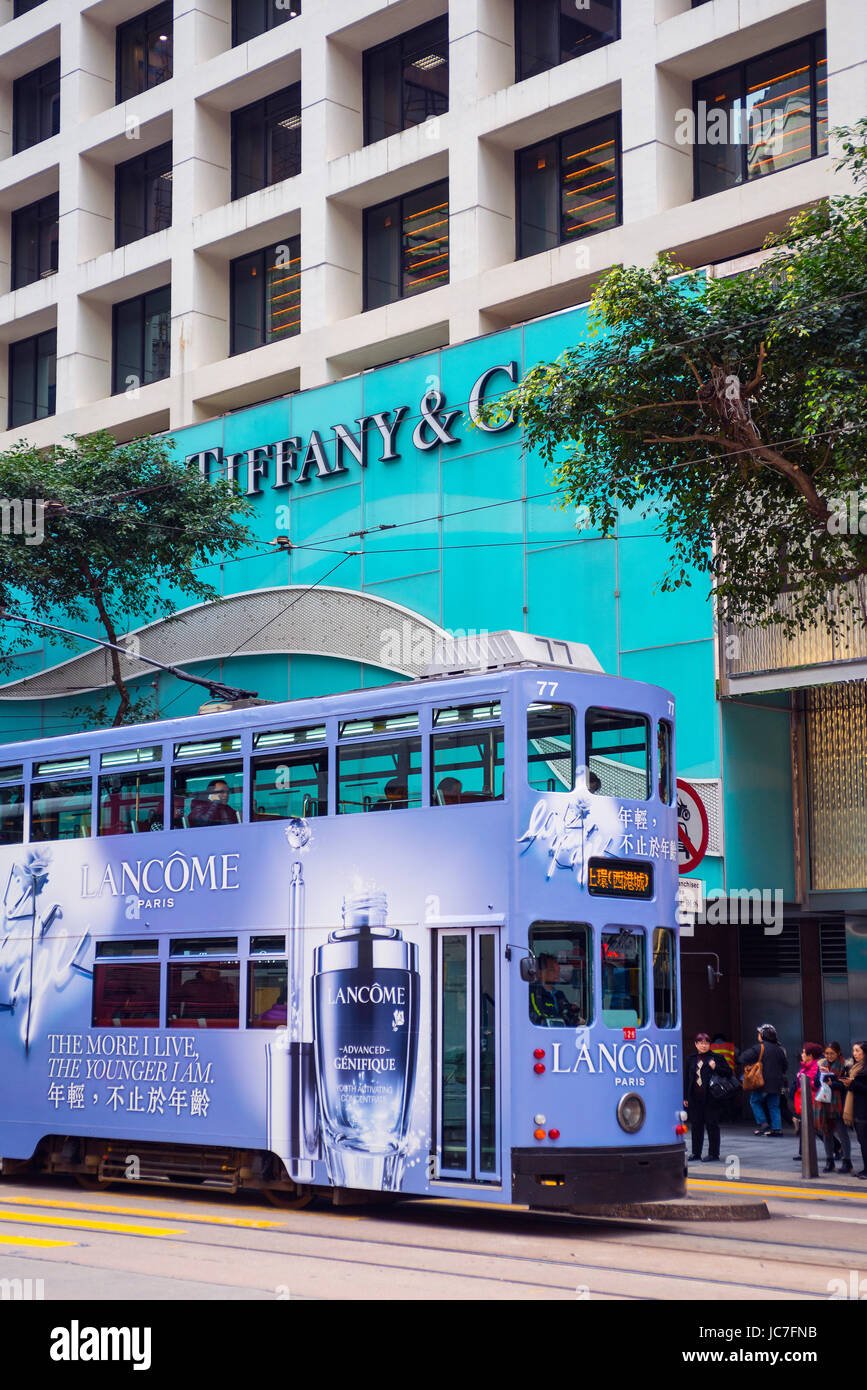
[800,1073,819,1179]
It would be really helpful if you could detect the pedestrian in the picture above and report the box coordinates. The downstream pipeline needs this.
[841,1040,867,1179]
[740,1023,788,1135]
[791,1042,824,1161]
[711,1032,739,1121]
[816,1043,853,1173]
[684,1032,732,1162]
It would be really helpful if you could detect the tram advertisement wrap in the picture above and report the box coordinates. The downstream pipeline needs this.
[0,814,474,1193]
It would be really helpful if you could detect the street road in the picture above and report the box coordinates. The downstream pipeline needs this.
[1,1175,866,1300]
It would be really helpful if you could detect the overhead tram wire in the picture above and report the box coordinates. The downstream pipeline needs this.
[149,551,358,722]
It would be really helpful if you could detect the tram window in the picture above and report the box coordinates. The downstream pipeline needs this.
[0,764,23,782]
[251,749,327,821]
[251,935,286,954]
[337,736,421,813]
[172,761,243,828]
[657,720,673,804]
[95,940,158,958]
[528,924,592,1027]
[652,928,677,1028]
[174,735,241,758]
[433,701,501,726]
[431,727,504,806]
[0,784,25,845]
[170,937,239,956]
[339,712,418,738]
[585,708,650,799]
[254,724,326,750]
[167,960,239,1028]
[101,745,161,768]
[527,702,574,792]
[601,928,646,1028]
[98,768,165,835]
[30,777,92,840]
[247,959,288,1028]
[92,962,160,1027]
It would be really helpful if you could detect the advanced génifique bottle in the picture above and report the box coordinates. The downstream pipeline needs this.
[313,891,419,1192]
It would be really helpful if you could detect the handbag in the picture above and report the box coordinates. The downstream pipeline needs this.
[709,1073,741,1102]
[742,1042,765,1092]
[815,1078,832,1105]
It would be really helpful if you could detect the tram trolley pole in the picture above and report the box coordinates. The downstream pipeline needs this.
[800,1073,819,1180]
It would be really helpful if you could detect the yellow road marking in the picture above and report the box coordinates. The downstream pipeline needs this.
[0,1193,290,1229]
[0,1234,75,1247]
[688,1178,867,1202]
[0,1210,182,1237]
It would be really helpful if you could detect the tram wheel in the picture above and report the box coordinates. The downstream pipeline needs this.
[75,1174,115,1191]
[263,1184,314,1209]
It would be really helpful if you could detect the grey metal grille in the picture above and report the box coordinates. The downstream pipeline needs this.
[0,587,449,699]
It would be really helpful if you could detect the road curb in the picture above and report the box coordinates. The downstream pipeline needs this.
[569,1195,770,1221]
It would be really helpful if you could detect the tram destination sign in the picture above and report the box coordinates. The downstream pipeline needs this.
[587,857,653,900]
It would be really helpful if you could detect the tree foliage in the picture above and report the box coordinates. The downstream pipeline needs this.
[490,121,867,634]
[0,431,254,725]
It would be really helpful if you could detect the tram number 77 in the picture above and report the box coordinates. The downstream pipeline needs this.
[536,680,559,698]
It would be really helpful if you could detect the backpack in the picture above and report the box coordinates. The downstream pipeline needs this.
[742,1043,765,1092]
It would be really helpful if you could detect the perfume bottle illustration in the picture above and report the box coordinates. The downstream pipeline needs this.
[313,892,419,1192]
[267,846,320,1181]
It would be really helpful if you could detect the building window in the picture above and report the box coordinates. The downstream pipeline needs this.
[14,0,47,14]
[694,32,828,198]
[11,193,58,291]
[364,179,449,310]
[231,86,301,200]
[12,59,60,154]
[8,329,56,428]
[363,17,449,145]
[231,236,301,354]
[112,287,171,396]
[515,0,619,83]
[516,114,620,258]
[115,142,172,247]
[117,3,173,104]
[232,0,300,46]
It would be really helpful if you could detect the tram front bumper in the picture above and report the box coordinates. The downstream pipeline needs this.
[511,1143,687,1208]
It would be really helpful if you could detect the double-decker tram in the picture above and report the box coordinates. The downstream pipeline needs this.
[0,632,686,1209]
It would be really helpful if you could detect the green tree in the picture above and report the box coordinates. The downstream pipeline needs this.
[490,121,867,634]
[0,430,254,725]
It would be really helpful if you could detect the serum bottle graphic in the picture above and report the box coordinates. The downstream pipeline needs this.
[313,892,419,1192]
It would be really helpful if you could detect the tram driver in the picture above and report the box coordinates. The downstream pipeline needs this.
[530,953,585,1027]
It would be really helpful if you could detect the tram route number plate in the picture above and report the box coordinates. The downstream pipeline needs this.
[587,857,653,900]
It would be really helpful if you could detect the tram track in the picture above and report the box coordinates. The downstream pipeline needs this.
[0,1179,863,1300]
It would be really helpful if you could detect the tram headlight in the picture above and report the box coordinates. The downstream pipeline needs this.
[616,1092,646,1134]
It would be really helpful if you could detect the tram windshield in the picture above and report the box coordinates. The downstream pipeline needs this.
[528,924,592,1027]
[601,927,646,1028]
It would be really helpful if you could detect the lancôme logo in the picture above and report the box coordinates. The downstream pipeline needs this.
[49,1321,152,1372]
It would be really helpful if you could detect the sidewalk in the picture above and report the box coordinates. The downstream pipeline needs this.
[693,1124,867,1190]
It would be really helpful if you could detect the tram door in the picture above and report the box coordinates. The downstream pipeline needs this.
[434,929,500,1183]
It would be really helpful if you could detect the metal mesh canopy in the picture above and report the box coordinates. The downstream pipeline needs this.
[0,587,449,699]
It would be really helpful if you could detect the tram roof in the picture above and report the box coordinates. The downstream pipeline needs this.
[0,632,674,763]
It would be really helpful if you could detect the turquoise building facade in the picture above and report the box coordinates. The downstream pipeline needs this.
[1,302,810,1053]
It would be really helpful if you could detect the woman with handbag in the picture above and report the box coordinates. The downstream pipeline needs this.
[841,1041,867,1178]
[791,1042,824,1161]
[740,1023,788,1135]
[816,1043,853,1174]
[684,1032,732,1162]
